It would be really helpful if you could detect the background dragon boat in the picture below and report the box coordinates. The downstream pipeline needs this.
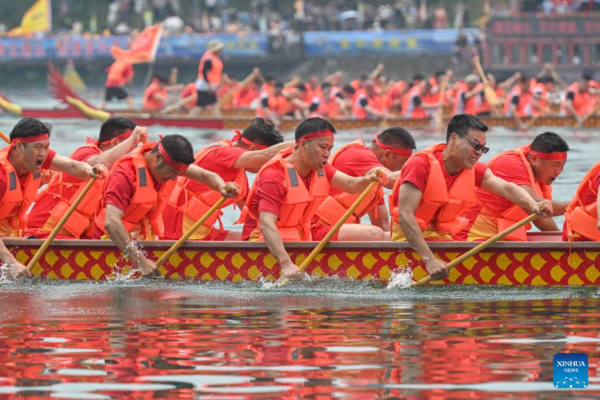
[1,66,598,131]
[5,233,600,286]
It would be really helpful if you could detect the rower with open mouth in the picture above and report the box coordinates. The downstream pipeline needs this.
[0,117,107,279]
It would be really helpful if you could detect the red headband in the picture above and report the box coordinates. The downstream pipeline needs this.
[232,130,268,150]
[158,141,189,172]
[296,129,334,145]
[87,129,134,146]
[11,133,50,147]
[372,135,413,157]
[529,150,568,161]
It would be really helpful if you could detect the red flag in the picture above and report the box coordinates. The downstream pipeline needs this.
[110,24,163,64]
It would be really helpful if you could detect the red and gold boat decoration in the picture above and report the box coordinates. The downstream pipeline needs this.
[5,234,600,286]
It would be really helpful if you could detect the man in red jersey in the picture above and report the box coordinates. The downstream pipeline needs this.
[100,59,135,110]
[0,118,106,279]
[26,117,148,240]
[162,118,292,241]
[313,126,416,240]
[92,135,239,276]
[390,114,551,281]
[461,132,570,241]
[240,117,387,279]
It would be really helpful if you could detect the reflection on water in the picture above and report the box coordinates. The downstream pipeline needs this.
[0,282,598,398]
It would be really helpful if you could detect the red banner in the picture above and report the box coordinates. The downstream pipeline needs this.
[110,24,163,64]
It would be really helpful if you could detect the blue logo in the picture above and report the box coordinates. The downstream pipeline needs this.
[554,353,588,389]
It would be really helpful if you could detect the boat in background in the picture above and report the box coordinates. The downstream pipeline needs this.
[2,65,599,131]
[6,233,599,286]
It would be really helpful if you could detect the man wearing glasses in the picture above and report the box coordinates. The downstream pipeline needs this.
[389,114,551,281]
[459,132,569,242]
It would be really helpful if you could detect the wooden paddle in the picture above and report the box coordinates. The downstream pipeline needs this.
[0,131,10,144]
[275,171,383,287]
[160,94,196,115]
[473,57,500,111]
[155,195,229,269]
[411,211,540,287]
[27,168,99,272]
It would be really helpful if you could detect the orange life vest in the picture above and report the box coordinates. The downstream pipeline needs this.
[402,85,428,119]
[256,92,288,118]
[94,142,176,240]
[352,89,382,120]
[476,87,505,114]
[105,60,133,87]
[167,139,247,236]
[315,140,383,225]
[389,144,477,241]
[240,147,330,241]
[142,81,167,110]
[0,147,41,237]
[34,144,105,238]
[181,82,197,110]
[476,145,552,241]
[563,82,594,117]
[564,161,600,241]
[502,85,532,117]
[453,82,481,115]
[197,50,223,84]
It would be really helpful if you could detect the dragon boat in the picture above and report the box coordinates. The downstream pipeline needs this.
[1,66,596,132]
[5,233,599,286]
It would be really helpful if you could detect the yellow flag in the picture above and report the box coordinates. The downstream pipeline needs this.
[8,0,52,37]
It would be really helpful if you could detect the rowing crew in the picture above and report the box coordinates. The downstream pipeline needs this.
[102,47,600,129]
[0,114,598,281]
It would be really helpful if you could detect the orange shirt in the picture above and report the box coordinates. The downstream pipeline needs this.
[143,81,167,110]
[105,60,134,88]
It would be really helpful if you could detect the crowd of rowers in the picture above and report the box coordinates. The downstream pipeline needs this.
[1,112,598,281]
[102,39,600,130]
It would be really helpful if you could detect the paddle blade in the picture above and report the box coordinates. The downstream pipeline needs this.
[484,86,500,106]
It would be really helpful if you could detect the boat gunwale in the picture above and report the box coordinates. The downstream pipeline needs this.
[4,238,598,250]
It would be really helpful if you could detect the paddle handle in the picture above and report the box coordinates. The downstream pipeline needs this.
[155,196,228,268]
[0,131,9,144]
[411,212,539,287]
[27,175,98,271]
[160,94,196,115]
[276,174,382,287]
[473,57,490,86]
[436,79,447,131]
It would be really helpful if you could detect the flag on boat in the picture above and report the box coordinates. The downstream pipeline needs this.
[110,24,163,64]
[8,0,52,37]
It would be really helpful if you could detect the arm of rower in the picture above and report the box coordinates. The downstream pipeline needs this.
[481,169,550,215]
[563,99,581,117]
[50,154,98,180]
[516,184,561,230]
[259,211,299,275]
[104,205,158,276]
[232,141,294,170]
[397,183,434,260]
[367,204,390,232]
[365,166,398,190]
[464,85,485,99]
[330,170,376,194]
[518,184,567,216]
[87,127,147,168]
[183,164,226,193]
[0,238,30,278]
[509,103,525,127]
[364,105,383,117]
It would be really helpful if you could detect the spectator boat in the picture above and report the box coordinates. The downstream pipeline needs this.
[6,233,599,286]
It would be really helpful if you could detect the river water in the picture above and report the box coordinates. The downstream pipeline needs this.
[0,95,599,398]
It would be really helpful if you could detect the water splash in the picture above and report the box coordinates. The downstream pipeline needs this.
[386,267,414,290]
[0,263,14,284]
[259,276,276,290]
[107,263,138,282]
